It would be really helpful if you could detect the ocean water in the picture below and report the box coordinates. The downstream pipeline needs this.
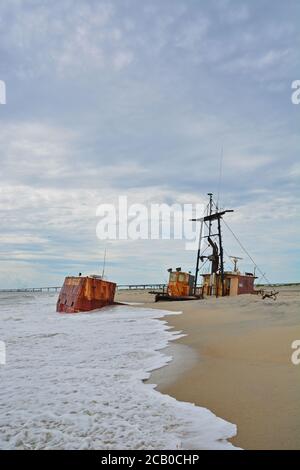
[0,292,237,449]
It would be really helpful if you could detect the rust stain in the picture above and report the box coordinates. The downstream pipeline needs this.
[56,276,116,313]
[168,272,193,297]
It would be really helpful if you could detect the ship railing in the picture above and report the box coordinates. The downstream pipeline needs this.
[117,284,167,291]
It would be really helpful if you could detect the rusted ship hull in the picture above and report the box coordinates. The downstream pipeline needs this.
[56,276,116,313]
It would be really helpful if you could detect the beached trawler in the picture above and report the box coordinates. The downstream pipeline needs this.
[151,268,202,302]
[56,275,116,313]
[151,192,258,302]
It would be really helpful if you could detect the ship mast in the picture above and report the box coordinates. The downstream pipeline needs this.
[192,193,233,297]
[193,193,211,294]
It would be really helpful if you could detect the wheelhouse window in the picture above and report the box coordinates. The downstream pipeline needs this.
[178,273,186,282]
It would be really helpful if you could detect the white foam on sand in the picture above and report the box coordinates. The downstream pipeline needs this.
[0,292,238,450]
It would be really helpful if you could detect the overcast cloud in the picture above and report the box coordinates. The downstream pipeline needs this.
[0,0,299,287]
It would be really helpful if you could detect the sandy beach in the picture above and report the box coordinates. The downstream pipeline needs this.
[116,286,300,450]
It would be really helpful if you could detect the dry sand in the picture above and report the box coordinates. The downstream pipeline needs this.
[116,286,300,449]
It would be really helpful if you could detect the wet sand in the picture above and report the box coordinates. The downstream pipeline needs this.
[116,287,300,449]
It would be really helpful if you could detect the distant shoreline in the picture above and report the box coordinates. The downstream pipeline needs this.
[1,282,300,293]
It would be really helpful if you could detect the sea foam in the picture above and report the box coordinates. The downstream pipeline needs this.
[0,292,238,449]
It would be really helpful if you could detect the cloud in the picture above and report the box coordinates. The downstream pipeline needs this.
[221,48,292,74]
[0,122,75,183]
[112,50,134,70]
[174,17,210,51]
[0,1,134,77]
[0,0,299,287]
[215,2,250,24]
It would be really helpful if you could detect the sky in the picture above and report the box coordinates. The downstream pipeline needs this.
[0,0,299,288]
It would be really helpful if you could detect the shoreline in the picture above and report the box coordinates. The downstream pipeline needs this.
[116,287,300,450]
[146,342,200,389]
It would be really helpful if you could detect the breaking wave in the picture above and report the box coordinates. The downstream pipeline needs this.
[0,293,237,449]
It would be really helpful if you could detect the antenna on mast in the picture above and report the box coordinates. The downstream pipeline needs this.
[229,256,243,272]
[207,192,213,237]
[216,146,223,211]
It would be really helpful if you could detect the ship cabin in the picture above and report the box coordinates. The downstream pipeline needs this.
[167,268,195,297]
[202,271,256,297]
